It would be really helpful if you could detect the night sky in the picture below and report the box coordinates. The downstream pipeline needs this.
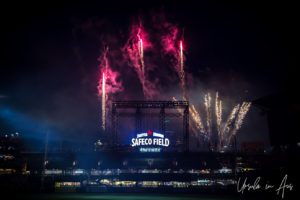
[0,1,298,151]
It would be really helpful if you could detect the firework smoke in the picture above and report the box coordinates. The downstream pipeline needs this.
[97,47,123,95]
[161,24,179,54]
[226,102,251,146]
[190,122,199,138]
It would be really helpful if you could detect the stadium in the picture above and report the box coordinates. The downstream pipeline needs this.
[0,100,275,194]
[0,1,299,200]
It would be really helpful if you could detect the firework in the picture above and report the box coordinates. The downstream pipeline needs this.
[235,102,251,130]
[123,24,158,99]
[160,27,187,100]
[226,102,251,146]
[215,92,222,138]
[137,28,145,78]
[101,47,108,132]
[180,40,184,76]
[172,97,183,114]
[221,104,240,135]
[173,97,206,137]
[179,40,188,101]
[97,46,123,132]
[137,31,146,94]
[204,93,212,136]
[102,72,106,131]
[174,92,250,151]
[219,104,240,146]
[191,104,206,135]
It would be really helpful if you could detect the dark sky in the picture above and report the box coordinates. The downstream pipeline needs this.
[0,1,298,150]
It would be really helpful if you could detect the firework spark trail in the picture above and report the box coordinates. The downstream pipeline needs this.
[226,102,251,146]
[172,97,184,115]
[97,47,123,132]
[219,101,222,130]
[219,104,240,146]
[137,28,146,95]
[137,28,145,78]
[191,105,206,135]
[181,82,188,101]
[135,27,146,97]
[140,39,144,75]
[215,92,220,134]
[101,47,109,131]
[178,40,188,101]
[180,40,184,76]
[123,24,157,99]
[215,92,223,138]
[204,93,212,137]
[173,97,206,138]
[174,96,206,136]
[102,72,106,131]
[160,26,187,100]
[235,102,252,130]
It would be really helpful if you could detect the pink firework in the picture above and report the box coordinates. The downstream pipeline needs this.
[137,28,145,76]
[97,47,123,131]
[160,25,187,99]
[97,48,123,96]
[123,23,157,99]
[179,40,185,83]
[180,40,184,74]
[101,72,106,130]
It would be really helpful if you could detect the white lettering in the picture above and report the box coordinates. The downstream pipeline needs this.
[131,134,170,148]
[131,138,136,147]
[165,138,169,146]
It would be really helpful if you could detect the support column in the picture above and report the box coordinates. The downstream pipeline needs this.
[183,104,189,152]
[112,104,118,146]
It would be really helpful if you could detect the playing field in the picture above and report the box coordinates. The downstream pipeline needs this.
[12,194,261,200]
